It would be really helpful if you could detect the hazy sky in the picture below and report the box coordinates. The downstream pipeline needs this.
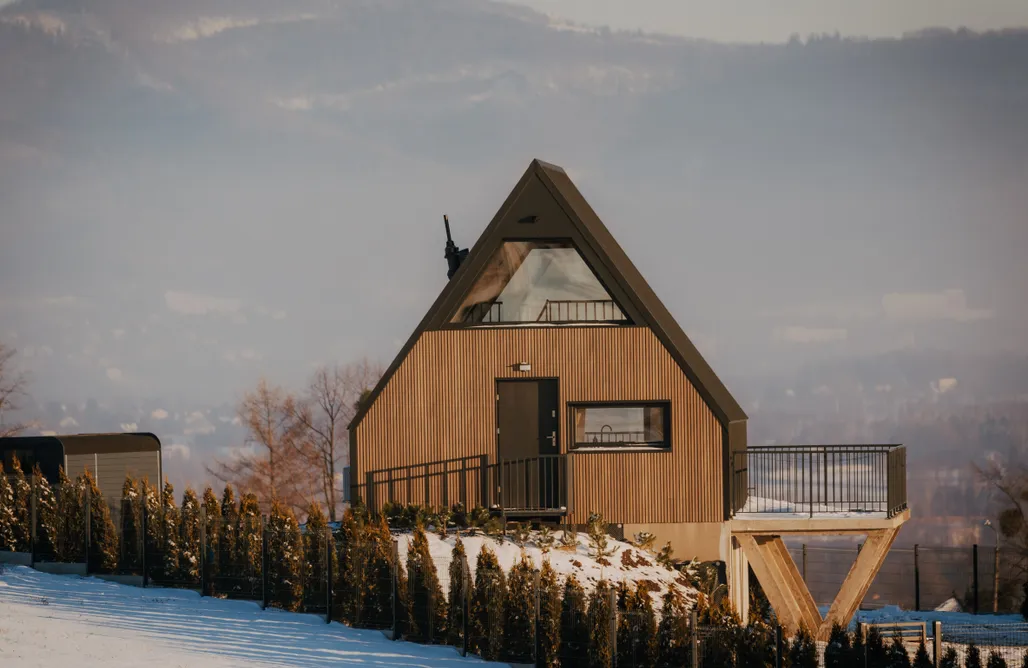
[504,0,1028,42]
[1,0,1026,420]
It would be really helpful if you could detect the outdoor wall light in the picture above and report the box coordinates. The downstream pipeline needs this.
[513,362,531,372]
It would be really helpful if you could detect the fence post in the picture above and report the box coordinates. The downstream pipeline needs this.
[462,564,470,657]
[325,525,333,624]
[84,484,91,573]
[200,507,207,596]
[261,515,269,611]
[992,545,1000,614]
[972,544,979,615]
[30,477,37,567]
[391,539,400,641]
[141,499,148,588]
[932,620,941,668]
[534,569,541,666]
[691,610,699,668]
[914,544,920,611]
[775,624,783,668]
[609,586,617,668]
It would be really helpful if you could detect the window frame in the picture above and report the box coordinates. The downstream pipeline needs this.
[567,401,672,452]
[447,237,632,328]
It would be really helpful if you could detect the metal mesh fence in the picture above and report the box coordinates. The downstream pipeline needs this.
[940,623,1028,665]
[790,541,1024,614]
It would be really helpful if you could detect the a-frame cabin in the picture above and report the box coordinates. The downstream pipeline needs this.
[348,159,909,636]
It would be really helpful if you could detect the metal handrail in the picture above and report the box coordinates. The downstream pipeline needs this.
[731,444,907,519]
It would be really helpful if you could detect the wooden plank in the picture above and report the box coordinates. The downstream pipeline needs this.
[355,327,723,524]
[737,533,823,636]
[819,528,900,639]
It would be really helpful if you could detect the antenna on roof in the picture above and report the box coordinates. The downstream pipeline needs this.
[443,215,469,280]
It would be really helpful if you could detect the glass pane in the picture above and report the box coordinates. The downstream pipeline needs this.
[451,240,629,324]
[573,405,666,446]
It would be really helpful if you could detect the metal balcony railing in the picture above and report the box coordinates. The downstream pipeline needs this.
[731,444,907,519]
[356,454,570,517]
[536,299,626,323]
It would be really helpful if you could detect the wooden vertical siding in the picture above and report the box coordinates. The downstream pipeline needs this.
[355,326,724,524]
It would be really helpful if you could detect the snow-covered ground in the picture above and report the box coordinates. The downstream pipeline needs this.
[736,495,888,519]
[395,529,697,608]
[0,565,495,667]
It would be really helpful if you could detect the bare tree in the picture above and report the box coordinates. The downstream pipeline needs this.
[289,359,382,521]
[207,378,312,513]
[0,342,29,437]
[977,459,1028,583]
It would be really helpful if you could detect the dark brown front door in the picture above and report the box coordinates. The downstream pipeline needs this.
[496,379,560,509]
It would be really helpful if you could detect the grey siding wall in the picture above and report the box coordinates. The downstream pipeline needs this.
[64,451,161,503]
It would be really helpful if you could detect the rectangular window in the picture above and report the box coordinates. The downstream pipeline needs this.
[570,403,670,450]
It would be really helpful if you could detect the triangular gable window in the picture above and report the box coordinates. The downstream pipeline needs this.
[451,240,630,325]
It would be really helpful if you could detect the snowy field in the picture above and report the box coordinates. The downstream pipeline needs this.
[0,565,495,667]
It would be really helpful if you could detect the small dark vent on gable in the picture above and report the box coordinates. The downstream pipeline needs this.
[518,215,538,224]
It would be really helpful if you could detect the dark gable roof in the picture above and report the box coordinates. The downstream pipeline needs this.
[0,432,162,456]
[348,159,746,432]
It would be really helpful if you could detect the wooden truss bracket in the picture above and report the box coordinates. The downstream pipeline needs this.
[736,527,899,640]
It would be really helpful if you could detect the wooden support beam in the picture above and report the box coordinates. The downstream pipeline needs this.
[736,527,901,641]
[818,527,899,640]
[736,534,821,637]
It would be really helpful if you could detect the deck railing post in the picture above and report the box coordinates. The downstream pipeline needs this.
[808,449,814,518]
[479,455,489,508]
[822,446,829,509]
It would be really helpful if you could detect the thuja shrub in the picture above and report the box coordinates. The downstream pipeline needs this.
[655,588,690,668]
[32,465,58,559]
[405,522,446,642]
[56,467,85,563]
[119,477,143,571]
[824,623,852,668]
[503,553,537,662]
[302,501,334,606]
[7,456,31,552]
[179,488,202,581]
[561,575,590,668]
[216,485,239,593]
[537,560,562,668]
[446,537,471,648]
[266,498,303,612]
[0,464,16,551]
[617,583,657,668]
[82,470,119,573]
[913,639,933,668]
[587,579,615,668]
[469,544,507,660]
[886,632,912,668]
